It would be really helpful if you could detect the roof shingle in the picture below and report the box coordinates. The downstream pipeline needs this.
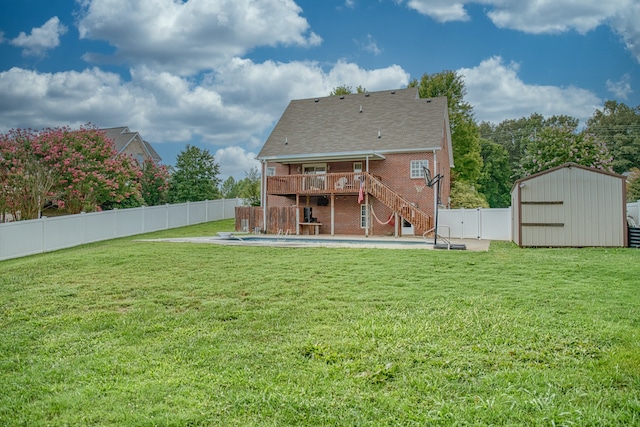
[258,88,449,161]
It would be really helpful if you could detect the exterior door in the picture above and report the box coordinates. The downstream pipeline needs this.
[303,163,326,190]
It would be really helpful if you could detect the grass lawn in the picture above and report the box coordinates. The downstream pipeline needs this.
[1,219,639,426]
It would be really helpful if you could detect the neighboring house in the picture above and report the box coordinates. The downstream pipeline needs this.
[256,88,453,236]
[102,127,162,164]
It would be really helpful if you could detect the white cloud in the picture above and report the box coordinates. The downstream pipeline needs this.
[610,3,640,64]
[358,34,382,56]
[10,16,67,57]
[399,0,640,62]
[459,56,602,124]
[77,0,322,75]
[405,0,469,22]
[215,146,261,180]
[606,74,633,100]
[0,58,409,175]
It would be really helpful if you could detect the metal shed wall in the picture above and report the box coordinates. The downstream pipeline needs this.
[512,164,626,247]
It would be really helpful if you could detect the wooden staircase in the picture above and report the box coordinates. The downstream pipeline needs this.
[364,173,433,234]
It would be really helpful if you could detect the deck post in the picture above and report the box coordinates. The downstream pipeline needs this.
[331,194,335,235]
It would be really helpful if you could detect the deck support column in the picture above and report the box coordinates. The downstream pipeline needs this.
[330,194,335,235]
[296,194,300,235]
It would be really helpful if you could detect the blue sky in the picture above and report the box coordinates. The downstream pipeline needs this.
[1,0,638,179]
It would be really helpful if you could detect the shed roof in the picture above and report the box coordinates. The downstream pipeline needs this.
[513,162,626,189]
[258,88,451,163]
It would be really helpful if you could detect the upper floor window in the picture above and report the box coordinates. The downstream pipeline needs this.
[266,167,276,176]
[410,160,429,178]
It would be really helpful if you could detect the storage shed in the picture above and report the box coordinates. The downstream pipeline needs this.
[511,163,627,247]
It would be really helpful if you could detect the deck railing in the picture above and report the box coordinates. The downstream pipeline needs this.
[267,172,362,195]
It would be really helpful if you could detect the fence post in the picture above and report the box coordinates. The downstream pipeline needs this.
[41,216,46,254]
[113,208,118,238]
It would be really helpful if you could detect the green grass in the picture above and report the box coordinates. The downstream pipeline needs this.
[1,219,639,426]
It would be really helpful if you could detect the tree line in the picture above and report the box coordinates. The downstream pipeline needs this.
[334,76,640,207]
[0,125,259,221]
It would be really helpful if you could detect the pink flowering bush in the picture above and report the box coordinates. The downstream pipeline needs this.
[140,159,170,206]
[0,124,144,219]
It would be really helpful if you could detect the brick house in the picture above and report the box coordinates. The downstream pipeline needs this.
[255,88,453,237]
[102,127,162,164]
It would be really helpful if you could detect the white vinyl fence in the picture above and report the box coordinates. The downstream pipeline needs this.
[0,199,243,261]
[438,208,511,241]
[628,200,640,224]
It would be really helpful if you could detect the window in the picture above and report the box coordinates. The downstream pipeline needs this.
[303,163,327,175]
[360,204,369,228]
[353,162,362,180]
[303,163,327,190]
[410,160,429,178]
[266,167,276,176]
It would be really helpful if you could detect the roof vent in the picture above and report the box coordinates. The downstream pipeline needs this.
[285,137,288,145]
[390,90,396,94]
[365,93,370,97]
[378,130,381,138]
[340,95,345,99]
[426,99,431,103]
[359,105,363,113]
[314,98,319,102]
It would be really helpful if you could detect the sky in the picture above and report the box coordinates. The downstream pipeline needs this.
[1,0,639,180]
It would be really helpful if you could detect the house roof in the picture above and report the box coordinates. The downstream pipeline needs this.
[257,88,452,164]
[101,127,162,162]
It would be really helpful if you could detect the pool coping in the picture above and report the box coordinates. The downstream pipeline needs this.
[136,234,491,251]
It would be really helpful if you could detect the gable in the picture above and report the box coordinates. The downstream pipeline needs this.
[258,88,450,162]
[101,126,162,163]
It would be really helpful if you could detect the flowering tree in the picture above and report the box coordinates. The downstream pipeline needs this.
[0,125,144,219]
[140,158,170,206]
[39,125,143,213]
[0,128,58,220]
[519,126,614,176]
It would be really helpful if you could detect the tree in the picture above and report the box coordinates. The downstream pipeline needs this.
[409,70,482,184]
[220,176,239,199]
[45,126,143,213]
[140,159,170,206]
[0,128,57,220]
[477,139,512,208]
[0,125,143,218]
[627,168,640,201]
[168,145,221,203]
[237,167,261,206]
[329,85,367,96]
[587,100,640,174]
[449,181,489,208]
[519,126,614,176]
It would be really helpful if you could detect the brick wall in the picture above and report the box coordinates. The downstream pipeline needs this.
[264,151,448,236]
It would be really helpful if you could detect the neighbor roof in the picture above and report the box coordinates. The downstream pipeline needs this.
[258,88,451,163]
[102,127,162,162]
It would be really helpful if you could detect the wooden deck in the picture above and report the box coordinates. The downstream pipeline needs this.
[265,172,433,234]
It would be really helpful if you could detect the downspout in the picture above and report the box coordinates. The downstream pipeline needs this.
[432,149,437,232]
[261,160,267,234]
[365,155,370,237]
